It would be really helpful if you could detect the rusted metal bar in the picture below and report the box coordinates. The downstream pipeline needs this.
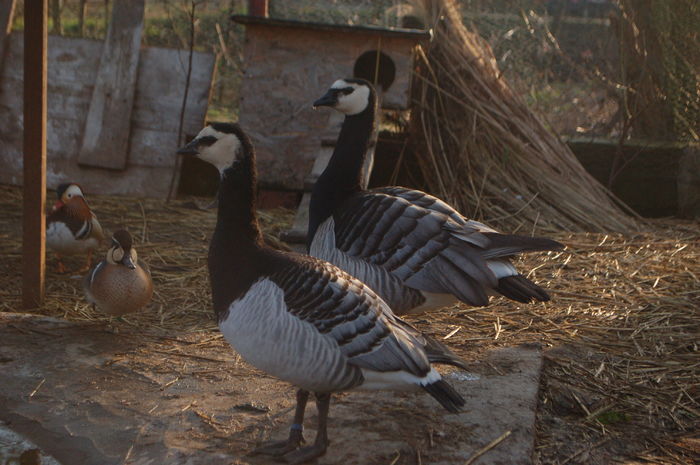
[23,0,48,309]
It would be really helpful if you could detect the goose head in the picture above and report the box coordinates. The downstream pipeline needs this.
[313,78,374,116]
[177,123,252,175]
[107,229,137,270]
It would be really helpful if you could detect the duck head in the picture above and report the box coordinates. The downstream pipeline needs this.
[177,123,252,176]
[54,183,86,211]
[313,78,374,116]
[107,229,137,270]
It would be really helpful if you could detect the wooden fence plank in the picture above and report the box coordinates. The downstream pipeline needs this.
[0,0,17,69]
[78,0,144,170]
[22,0,47,309]
[0,32,215,198]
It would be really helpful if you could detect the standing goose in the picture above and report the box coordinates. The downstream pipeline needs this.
[177,123,467,464]
[310,78,564,315]
[46,183,105,273]
[83,229,153,316]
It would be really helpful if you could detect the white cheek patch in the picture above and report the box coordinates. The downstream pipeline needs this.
[331,79,350,89]
[198,133,241,173]
[65,185,83,197]
[196,125,223,139]
[336,85,370,115]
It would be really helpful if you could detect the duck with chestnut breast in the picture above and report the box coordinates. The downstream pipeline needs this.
[46,183,105,273]
[177,123,468,465]
[309,78,564,315]
[83,229,153,316]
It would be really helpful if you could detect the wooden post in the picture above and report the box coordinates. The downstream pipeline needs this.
[248,0,268,17]
[23,0,48,309]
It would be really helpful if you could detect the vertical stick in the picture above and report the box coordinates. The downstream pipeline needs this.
[78,0,87,36]
[167,0,197,201]
[23,0,48,309]
[50,0,61,34]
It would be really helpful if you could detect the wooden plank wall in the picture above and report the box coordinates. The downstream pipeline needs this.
[78,0,145,170]
[0,32,215,198]
[0,0,16,66]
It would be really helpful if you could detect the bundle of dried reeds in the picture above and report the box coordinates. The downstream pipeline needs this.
[406,0,640,234]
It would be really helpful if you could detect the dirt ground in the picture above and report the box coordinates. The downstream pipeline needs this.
[0,184,698,464]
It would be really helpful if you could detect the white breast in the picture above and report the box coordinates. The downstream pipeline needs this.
[218,278,359,393]
[46,221,99,255]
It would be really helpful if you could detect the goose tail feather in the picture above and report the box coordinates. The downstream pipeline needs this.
[422,379,465,413]
[496,274,551,303]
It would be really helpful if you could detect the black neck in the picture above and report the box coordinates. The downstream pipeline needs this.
[209,156,265,320]
[308,101,377,248]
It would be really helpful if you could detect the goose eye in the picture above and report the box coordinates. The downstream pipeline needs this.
[341,87,353,95]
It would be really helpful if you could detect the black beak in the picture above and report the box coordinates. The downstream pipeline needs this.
[121,254,136,270]
[313,90,337,109]
[177,139,199,156]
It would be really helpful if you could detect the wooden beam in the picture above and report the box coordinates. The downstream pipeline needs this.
[78,0,144,170]
[23,0,48,309]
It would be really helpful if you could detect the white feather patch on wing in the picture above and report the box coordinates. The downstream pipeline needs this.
[404,292,457,315]
[357,366,441,391]
[485,260,518,279]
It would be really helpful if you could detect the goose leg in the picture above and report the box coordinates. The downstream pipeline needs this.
[252,389,309,456]
[282,392,331,465]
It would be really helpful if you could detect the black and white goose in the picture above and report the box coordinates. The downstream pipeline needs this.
[177,123,467,464]
[310,78,564,315]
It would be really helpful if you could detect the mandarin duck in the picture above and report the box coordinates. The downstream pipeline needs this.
[46,183,105,273]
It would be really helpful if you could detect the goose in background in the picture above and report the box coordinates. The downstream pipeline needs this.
[310,78,564,315]
[46,183,105,273]
[83,229,153,316]
[177,123,467,464]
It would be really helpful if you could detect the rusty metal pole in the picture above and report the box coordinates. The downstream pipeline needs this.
[248,0,268,17]
[23,0,48,309]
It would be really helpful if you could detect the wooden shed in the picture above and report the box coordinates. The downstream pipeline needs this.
[231,15,430,191]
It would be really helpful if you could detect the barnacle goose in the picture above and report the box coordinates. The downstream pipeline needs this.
[177,123,467,464]
[310,78,564,315]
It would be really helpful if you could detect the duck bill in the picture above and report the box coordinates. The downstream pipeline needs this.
[177,139,199,156]
[121,254,136,270]
[312,91,337,109]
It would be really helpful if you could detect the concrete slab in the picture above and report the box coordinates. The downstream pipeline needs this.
[0,313,542,464]
[0,420,61,465]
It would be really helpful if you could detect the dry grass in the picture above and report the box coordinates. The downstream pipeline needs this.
[406,0,640,234]
[0,183,697,463]
[0,184,293,332]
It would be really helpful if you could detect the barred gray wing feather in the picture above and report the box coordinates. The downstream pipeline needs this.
[333,192,496,306]
[271,255,432,378]
[332,190,563,307]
